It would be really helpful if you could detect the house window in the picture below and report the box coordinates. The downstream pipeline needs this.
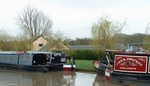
[39,43,43,47]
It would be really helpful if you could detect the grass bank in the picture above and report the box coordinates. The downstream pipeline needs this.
[75,60,95,71]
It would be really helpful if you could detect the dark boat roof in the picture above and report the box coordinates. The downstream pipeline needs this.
[114,51,149,56]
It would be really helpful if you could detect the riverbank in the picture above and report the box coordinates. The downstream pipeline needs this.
[75,60,95,72]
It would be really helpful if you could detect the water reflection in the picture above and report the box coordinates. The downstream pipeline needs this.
[0,69,76,86]
[1,69,149,86]
[93,75,123,86]
[93,75,150,86]
[110,77,150,86]
[75,72,96,86]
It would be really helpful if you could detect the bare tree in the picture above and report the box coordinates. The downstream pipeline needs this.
[91,15,126,49]
[16,4,52,39]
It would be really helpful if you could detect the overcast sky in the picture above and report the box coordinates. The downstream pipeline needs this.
[0,0,150,39]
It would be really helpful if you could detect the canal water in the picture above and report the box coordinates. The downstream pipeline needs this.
[0,69,147,86]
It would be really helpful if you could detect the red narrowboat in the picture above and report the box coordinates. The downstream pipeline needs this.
[93,49,150,84]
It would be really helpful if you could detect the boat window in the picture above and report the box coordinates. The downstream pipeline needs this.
[32,54,46,65]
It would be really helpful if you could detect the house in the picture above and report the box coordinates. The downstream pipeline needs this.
[31,36,48,51]
[32,36,70,51]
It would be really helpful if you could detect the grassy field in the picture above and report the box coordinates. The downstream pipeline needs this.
[75,60,95,71]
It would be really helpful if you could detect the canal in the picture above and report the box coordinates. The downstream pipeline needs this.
[0,69,147,86]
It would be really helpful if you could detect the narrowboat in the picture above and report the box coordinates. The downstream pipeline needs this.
[94,48,150,84]
[0,51,76,72]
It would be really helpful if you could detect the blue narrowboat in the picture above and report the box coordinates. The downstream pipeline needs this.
[0,51,75,72]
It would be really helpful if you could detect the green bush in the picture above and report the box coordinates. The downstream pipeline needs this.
[72,50,105,60]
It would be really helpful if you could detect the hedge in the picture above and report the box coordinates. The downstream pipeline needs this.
[70,50,105,60]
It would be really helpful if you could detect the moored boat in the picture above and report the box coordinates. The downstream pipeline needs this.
[93,47,150,84]
[102,49,150,84]
[105,51,150,81]
[0,51,76,72]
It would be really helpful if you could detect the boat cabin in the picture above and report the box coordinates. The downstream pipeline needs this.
[113,51,149,73]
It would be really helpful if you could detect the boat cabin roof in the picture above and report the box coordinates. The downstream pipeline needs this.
[114,51,149,56]
[105,49,150,56]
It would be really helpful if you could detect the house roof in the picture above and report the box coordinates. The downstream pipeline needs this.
[38,44,49,51]
[38,42,70,51]
[38,44,128,51]
[38,45,98,51]
[69,44,128,50]
[32,35,47,42]
[68,45,95,50]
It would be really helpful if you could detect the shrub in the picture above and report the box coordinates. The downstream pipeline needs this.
[72,50,105,60]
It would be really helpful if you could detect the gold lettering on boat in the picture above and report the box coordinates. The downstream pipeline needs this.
[116,57,143,67]
[20,56,31,60]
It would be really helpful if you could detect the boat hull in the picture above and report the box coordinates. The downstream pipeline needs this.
[94,67,105,76]
[111,72,150,81]
[0,62,76,72]
[104,68,150,86]
[110,76,150,86]
[93,60,107,76]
